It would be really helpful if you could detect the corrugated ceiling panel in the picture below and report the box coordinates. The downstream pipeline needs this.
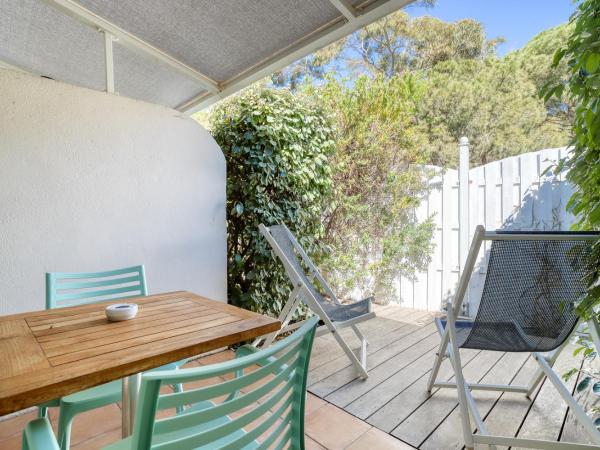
[0,0,105,91]
[0,0,207,109]
[114,44,207,109]
[74,0,342,83]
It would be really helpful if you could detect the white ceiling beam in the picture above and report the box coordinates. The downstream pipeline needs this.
[102,31,115,94]
[39,0,220,94]
[328,0,358,20]
[0,59,33,75]
[180,0,415,114]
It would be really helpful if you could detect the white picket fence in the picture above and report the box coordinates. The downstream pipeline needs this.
[396,141,575,316]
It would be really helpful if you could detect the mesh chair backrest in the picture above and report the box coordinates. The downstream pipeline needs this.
[131,316,319,450]
[266,225,331,310]
[462,235,594,352]
[46,265,147,309]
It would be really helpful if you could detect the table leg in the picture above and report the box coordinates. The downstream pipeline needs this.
[122,372,141,438]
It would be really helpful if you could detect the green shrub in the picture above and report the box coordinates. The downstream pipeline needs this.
[545,0,600,318]
[305,75,435,303]
[210,87,335,315]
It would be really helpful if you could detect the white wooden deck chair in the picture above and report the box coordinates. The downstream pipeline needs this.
[256,223,376,379]
[427,225,600,450]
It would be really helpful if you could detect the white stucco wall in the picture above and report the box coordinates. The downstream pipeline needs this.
[0,69,226,314]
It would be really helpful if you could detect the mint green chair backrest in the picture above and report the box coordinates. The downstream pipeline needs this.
[46,265,147,309]
[130,316,318,450]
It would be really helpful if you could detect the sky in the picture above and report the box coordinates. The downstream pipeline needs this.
[406,0,576,55]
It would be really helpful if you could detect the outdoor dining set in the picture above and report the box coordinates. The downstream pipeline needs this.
[2,224,600,449]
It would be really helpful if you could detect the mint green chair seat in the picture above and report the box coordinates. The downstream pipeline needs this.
[23,316,318,450]
[40,265,184,450]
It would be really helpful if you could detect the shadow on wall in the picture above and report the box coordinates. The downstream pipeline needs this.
[461,173,576,317]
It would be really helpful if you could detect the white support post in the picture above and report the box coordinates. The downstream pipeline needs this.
[328,0,358,20]
[458,137,470,315]
[102,30,115,94]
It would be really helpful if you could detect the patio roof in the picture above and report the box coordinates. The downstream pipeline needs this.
[0,0,415,114]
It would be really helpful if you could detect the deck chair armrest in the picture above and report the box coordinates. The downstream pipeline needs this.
[22,418,60,450]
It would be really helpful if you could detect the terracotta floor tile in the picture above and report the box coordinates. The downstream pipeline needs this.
[182,358,203,367]
[345,427,416,450]
[0,410,37,439]
[196,350,235,365]
[306,435,327,449]
[0,432,21,450]
[305,393,327,416]
[71,426,121,449]
[305,403,370,450]
[64,404,122,446]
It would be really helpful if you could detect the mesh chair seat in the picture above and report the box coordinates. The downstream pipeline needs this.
[321,296,372,323]
[442,236,589,353]
[269,225,373,323]
[437,318,548,352]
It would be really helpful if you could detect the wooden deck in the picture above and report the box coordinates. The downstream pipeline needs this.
[307,304,592,449]
[0,304,592,449]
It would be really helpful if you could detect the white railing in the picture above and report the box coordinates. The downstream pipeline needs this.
[397,139,575,316]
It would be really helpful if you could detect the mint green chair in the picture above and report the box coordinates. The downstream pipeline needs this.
[23,316,318,450]
[39,265,184,450]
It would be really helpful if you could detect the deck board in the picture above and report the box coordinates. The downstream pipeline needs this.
[321,325,438,403]
[513,344,582,449]
[560,357,595,445]
[392,349,504,447]
[339,332,440,414]
[307,304,590,449]
[421,351,530,449]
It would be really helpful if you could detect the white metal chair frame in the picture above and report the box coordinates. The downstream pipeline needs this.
[428,225,600,450]
[256,223,375,379]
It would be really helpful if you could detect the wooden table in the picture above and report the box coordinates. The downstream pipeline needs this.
[0,291,280,435]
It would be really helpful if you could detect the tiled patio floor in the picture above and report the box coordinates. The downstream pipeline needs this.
[0,304,590,449]
[0,349,413,450]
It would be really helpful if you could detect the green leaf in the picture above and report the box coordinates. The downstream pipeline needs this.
[578,376,592,392]
[234,203,244,216]
[586,53,600,73]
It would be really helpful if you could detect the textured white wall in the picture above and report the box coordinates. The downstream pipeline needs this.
[0,69,226,314]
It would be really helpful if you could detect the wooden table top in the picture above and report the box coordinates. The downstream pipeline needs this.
[0,291,280,416]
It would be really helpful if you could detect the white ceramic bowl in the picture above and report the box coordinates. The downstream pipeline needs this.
[105,303,138,322]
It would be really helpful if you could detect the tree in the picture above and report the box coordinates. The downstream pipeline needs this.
[270,43,343,90]
[210,88,335,315]
[418,58,570,166]
[544,0,600,318]
[344,13,499,77]
[305,75,435,302]
[271,12,572,169]
[271,5,496,87]
[507,23,574,133]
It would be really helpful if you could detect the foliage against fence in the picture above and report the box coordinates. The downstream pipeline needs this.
[396,146,575,316]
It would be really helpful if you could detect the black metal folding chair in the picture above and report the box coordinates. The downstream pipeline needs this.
[427,225,600,450]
